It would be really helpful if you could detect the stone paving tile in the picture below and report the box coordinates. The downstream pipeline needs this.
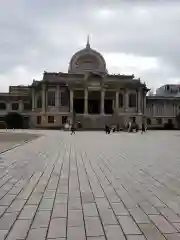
[139,223,167,239]
[158,207,180,223]
[27,228,47,240]
[85,216,104,237]
[0,194,16,206]
[118,216,141,235]
[68,209,84,226]
[149,215,177,234]
[129,206,150,223]
[67,226,86,240]
[99,209,118,225]
[126,235,146,240]
[31,210,51,228]
[27,193,42,205]
[18,204,38,219]
[6,219,31,240]
[52,203,67,218]
[55,193,68,204]
[0,230,8,240]
[0,212,18,230]
[39,198,54,211]
[47,218,66,238]
[83,203,98,217]
[0,206,7,217]
[104,225,126,240]
[111,202,130,216]
[87,237,106,240]
[1,131,180,239]
[165,233,180,240]
[68,197,82,210]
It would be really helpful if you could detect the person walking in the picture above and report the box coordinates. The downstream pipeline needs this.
[71,125,76,135]
[105,124,110,134]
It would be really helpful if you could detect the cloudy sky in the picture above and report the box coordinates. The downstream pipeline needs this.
[0,0,180,92]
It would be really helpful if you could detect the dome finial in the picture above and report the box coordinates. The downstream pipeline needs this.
[86,34,90,49]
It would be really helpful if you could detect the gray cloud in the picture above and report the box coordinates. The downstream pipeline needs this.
[0,0,180,92]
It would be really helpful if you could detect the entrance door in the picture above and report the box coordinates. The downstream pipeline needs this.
[104,99,113,114]
[88,91,100,114]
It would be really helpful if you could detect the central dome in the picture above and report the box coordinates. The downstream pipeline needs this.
[68,38,107,74]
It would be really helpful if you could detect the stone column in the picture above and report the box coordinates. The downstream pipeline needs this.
[42,84,46,112]
[101,90,105,114]
[138,90,141,113]
[19,100,23,112]
[124,90,129,111]
[84,88,88,114]
[32,88,35,111]
[70,90,74,113]
[115,91,119,113]
[143,93,147,114]
[153,104,156,116]
[7,102,11,112]
[56,84,60,111]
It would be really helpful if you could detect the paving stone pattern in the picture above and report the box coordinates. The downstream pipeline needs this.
[0,130,180,239]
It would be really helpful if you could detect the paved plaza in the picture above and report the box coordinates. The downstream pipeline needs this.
[0,130,180,239]
[0,131,40,153]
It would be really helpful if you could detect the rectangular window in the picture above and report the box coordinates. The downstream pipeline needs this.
[47,91,55,106]
[11,102,19,110]
[48,116,54,123]
[24,102,31,111]
[62,116,68,124]
[37,116,41,125]
[0,102,6,110]
[37,95,42,108]
[118,93,123,108]
[61,90,69,106]
[157,118,162,124]
[129,94,136,108]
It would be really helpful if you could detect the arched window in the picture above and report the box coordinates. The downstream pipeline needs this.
[119,93,123,108]
[129,93,136,107]
[0,102,6,110]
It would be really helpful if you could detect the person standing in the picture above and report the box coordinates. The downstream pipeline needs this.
[141,122,145,134]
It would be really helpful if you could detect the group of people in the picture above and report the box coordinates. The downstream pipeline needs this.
[105,124,117,134]
[128,122,147,133]
[70,121,147,135]
[105,122,147,134]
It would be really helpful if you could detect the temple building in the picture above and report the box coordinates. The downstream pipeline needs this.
[0,39,179,129]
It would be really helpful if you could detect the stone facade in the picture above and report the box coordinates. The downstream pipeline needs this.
[0,41,179,129]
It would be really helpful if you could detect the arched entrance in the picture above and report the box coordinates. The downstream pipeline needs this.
[4,112,24,129]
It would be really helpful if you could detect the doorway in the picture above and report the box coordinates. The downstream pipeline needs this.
[4,112,24,129]
[73,90,84,114]
[88,91,100,114]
